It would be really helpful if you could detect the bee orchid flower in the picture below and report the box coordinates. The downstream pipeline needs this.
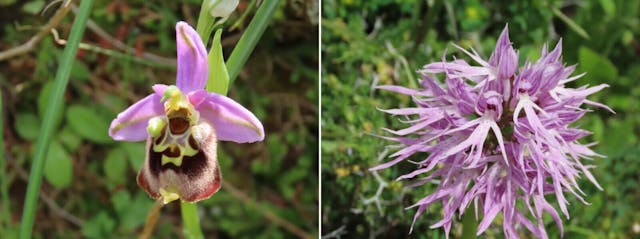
[109,21,264,204]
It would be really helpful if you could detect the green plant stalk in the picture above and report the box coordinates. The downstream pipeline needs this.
[0,90,8,227]
[76,42,176,70]
[196,0,215,46]
[181,202,204,239]
[230,0,257,31]
[226,0,280,83]
[461,205,477,239]
[552,8,590,40]
[18,0,94,238]
[178,1,218,238]
[179,1,279,237]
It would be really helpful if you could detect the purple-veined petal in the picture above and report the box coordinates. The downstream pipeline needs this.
[489,25,518,79]
[376,85,430,96]
[452,44,491,68]
[381,112,443,136]
[438,119,487,160]
[477,202,502,235]
[423,62,491,79]
[488,120,509,165]
[409,205,427,234]
[584,99,615,114]
[175,21,209,92]
[378,107,440,115]
[534,195,564,237]
[421,75,446,96]
[197,93,264,143]
[109,94,164,141]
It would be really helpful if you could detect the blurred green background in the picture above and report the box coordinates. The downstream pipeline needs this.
[0,0,317,238]
[322,0,639,238]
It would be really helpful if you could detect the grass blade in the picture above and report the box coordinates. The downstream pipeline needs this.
[19,0,94,237]
[226,0,280,83]
[552,8,590,40]
[0,90,8,227]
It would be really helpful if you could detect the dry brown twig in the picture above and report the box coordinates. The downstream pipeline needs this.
[0,0,176,66]
[0,0,72,61]
[69,4,176,66]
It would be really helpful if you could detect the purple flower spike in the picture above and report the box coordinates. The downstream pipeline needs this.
[375,25,612,238]
[109,21,264,204]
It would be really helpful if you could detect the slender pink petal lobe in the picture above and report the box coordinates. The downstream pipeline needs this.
[175,21,209,92]
[197,93,265,143]
[109,94,164,141]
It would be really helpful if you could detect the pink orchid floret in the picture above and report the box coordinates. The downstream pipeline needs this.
[375,25,612,239]
[109,21,264,204]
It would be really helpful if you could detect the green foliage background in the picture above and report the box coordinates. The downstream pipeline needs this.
[322,0,640,238]
[0,0,318,238]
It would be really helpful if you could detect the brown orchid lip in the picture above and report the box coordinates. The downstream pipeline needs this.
[147,143,208,178]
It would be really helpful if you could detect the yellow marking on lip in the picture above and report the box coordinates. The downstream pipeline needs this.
[162,155,183,167]
[159,187,180,204]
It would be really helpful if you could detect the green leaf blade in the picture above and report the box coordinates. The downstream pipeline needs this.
[66,105,112,144]
[206,29,230,95]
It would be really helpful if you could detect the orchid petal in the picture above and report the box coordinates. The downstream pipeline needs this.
[477,203,502,235]
[197,93,264,143]
[175,21,209,92]
[152,84,169,96]
[376,85,430,96]
[109,94,164,141]
[490,25,518,79]
[488,120,509,165]
[187,89,209,107]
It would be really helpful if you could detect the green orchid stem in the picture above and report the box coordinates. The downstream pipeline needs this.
[182,1,215,237]
[181,202,204,239]
[178,1,279,238]
[462,205,478,239]
[196,0,215,46]
[18,0,94,238]
[226,0,280,84]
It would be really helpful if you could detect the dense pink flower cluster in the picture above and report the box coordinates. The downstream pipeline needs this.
[374,26,613,238]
